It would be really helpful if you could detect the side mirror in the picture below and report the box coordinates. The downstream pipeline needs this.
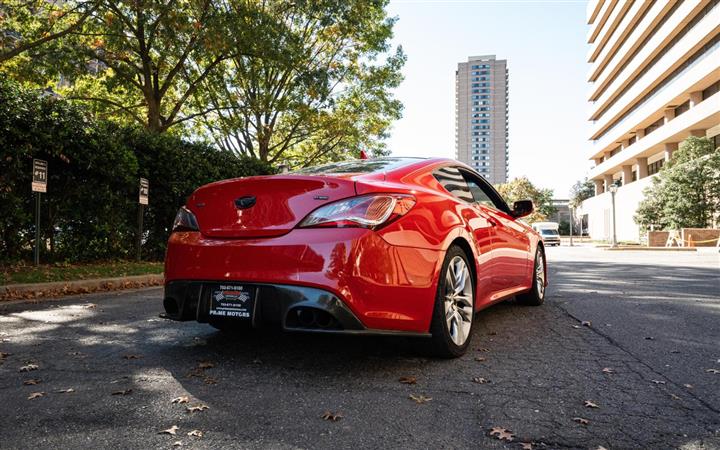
[511,199,534,218]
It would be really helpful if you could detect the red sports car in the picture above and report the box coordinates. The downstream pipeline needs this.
[163,157,546,357]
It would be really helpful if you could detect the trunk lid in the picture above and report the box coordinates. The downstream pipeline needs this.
[188,175,357,238]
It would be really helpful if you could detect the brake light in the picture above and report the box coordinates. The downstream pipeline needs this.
[298,194,416,229]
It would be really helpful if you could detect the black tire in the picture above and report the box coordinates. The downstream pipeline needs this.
[517,246,546,306]
[429,245,475,358]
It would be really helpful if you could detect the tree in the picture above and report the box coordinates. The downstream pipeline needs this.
[496,177,555,223]
[635,137,720,230]
[0,0,98,64]
[61,0,275,132]
[569,178,594,208]
[195,0,404,165]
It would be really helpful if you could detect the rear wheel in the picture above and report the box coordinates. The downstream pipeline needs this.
[429,245,475,358]
[517,246,546,306]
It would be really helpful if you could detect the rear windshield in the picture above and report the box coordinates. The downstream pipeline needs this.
[293,158,422,175]
[540,229,559,236]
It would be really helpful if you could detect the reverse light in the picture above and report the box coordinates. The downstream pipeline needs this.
[172,206,199,232]
[299,194,416,229]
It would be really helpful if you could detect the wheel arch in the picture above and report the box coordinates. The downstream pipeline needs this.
[447,236,477,294]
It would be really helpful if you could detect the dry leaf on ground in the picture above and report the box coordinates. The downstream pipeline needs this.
[204,376,218,385]
[23,379,41,385]
[684,384,693,388]
[581,321,591,327]
[651,379,666,385]
[321,411,343,422]
[186,404,209,413]
[584,400,599,408]
[19,364,39,372]
[171,396,189,404]
[706,368,720,374]
[472,377,491,384]
[172,441,182,447]
[399,376,417,385]
[477,347,490,352]
[27,392,45,400]
[573,417,590,425]
[196,360,214,369]
[187,430,204,437]
[520,443,533,450]
[159,425,179,435]
[54,388,75,393]
[409,394,432,404]
[474,357,486,362]
[602,367,614,374]
[111,389,132,396]
[489,426,514,441]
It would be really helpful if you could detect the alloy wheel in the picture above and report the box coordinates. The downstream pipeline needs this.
[444,256,474,346]
[535,251,546,298]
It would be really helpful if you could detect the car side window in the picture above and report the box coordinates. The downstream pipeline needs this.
[460,170,510,213]
[433,166,474,203]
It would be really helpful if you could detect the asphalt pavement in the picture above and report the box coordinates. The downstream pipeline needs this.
[0,246,718,449]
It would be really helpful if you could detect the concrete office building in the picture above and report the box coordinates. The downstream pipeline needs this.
[455,55,509,184]
[579,0,720,242]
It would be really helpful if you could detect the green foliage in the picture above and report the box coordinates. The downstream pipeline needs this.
[635,137,720,230]
[569,178,594,208]
[0,78,272,263]
[495,177,556,223]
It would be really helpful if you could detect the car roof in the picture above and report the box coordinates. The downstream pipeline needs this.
[292,157,463,179]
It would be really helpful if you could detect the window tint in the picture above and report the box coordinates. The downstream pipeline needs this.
[460,170,509,212]
[464,178,496,208]
[433,167,474,203]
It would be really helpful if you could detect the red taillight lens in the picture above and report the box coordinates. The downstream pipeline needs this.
[298,194,416,229]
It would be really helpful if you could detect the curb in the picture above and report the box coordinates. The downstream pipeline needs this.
[0,273,164,302]
[600,246,697,251]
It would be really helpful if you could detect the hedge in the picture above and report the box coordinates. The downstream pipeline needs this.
[0,78,273,263]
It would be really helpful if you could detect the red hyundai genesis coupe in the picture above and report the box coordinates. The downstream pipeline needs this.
[163,157,546,357]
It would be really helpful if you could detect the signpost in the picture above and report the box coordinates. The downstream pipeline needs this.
[137,178,149,261]
[31,159,48,266]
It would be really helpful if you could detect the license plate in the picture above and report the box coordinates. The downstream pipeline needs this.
[208,284,256,320]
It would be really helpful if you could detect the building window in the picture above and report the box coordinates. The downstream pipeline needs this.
[674,100,690,117]
[644,117,664,136]
[702,80,720,100]
[647,159,664,176]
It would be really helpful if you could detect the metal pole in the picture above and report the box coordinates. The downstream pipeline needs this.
[34,192,41,266]
[611,190,617,248]
[136,204,144,261]
[569,206,574,247]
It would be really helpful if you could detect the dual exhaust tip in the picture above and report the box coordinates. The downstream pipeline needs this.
[292,307,339,330]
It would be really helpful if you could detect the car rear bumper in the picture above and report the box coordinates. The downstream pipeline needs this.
[162,280,430,337]
[164,228,443,333]
[542,237,560,245]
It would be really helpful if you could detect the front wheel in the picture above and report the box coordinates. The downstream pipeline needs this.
[429,245,475,358]
[516,246,546,306]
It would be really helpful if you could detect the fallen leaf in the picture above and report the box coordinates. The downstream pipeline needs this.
[203,376,218,385]
[573,417,590,425]
[399,376,417,385]
[474,357,486,362]
[651,380,666,385]
[23,379,41,385]
[196,360,214,369]
[601,367,615,374]
[27,392,45,400]
[187,430,204,437]
[19,364,39,372]
[171,396,190,404]
[520,443,533,450]
[489,426,514,441]
[581,321,591,327]
[472,377,491,384]
[0,352,11,359]
[684,384,693,389]
[159,425,179,435]
[111,389,132,396]
[54,388,75,393]
[706,368,720,374]
[321,411,343,421]
[583,400,599,408]
[409,394,432,404]
[186,404,209,413]
[645,336,654,340]
[122,354,142,360]
[172,441,182,447]
[571,325,581,329]
[477,347,490,352]
[670,393,681,400]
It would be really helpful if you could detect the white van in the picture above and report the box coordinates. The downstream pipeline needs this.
[532,222,561,246]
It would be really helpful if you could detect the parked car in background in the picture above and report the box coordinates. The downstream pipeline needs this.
[532,222,561,246]
[163,157,547,357]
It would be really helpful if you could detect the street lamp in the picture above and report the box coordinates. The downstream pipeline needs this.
[569,206,574,247]
[609,183,618,248]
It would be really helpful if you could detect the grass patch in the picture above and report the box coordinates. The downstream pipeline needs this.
[1,261,163,285]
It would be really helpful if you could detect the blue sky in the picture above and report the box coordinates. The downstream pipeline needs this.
[386,0,592,197]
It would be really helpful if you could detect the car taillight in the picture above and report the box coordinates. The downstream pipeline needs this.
[172,206,199,232]
[298,194,416,229]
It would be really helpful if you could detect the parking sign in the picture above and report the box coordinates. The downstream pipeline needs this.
[32,159,48,193]
[139,178,149,205]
